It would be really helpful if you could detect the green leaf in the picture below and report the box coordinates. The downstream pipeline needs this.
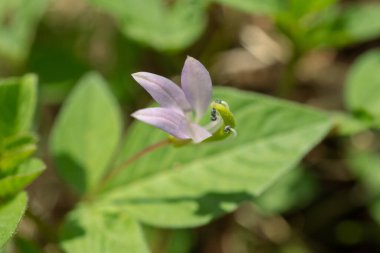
[0,192,27,248]
[213,0,284,15]
[60,204,149,253]
[50,72,122,194]
[339,4,380,44]
[253,167,318,215]
[87,0,207,51]
[0,74,37,141]
[290,0,337,16]
[213,0,336,16]
[0,0,48,62]
[307,3,380,49]
[0,158,45,197]
[100,87,331,228]
[0,134,37,173]
[345,49,380,124]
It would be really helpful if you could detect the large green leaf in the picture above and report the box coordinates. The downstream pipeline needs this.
[0,0,48,62]
[100,87,331,228]
[87,0,207,51]
[0,192,27,248]
[50,72,122,194]
[0,74,37,141]
[345,49,380,125]
[60,204,149,253]
[253,167,318,215]
[0,158,45,197]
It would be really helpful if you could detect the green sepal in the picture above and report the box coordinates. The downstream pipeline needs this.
[205,100,236,142]
[211,100,236,128]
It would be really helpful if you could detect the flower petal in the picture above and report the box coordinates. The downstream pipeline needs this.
[131,108,191,140]
[188,123,212,143]
[132,72,191,113]
[181,56,212,121]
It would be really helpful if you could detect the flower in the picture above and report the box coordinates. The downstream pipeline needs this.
[131,56,235,144]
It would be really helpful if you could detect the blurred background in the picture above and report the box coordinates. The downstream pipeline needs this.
[2,0,380,252]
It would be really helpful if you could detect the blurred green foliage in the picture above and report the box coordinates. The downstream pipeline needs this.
[0,193,27,248]
[345,49,380,127]
[0,75,45,248]
[48,73,330,252]
[88,0,208,51]
[1,0,380,252]
[50,73,122,194]
[0,0,48,63]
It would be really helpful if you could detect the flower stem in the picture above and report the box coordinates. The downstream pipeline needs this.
[89,139,170,198]
[277,53,299,98]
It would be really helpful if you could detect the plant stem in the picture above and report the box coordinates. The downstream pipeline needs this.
[89,139,170,198]
[277,53,299,98]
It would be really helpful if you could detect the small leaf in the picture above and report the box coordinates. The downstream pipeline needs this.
[0,134,37,173]
[0,158,45,197]
[214,0,336,16]
[0,74,37,141]
[60,204,149,253]
[0,192,27,248]
[339,4,380,44]
[213,0,284,15]
[50,72,122,194]
[345,49,380,124]
[100,87,331,228]
[0,0,48,62]
[87,0,207,51]
[290,0,337,16]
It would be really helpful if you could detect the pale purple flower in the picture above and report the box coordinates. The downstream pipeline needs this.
[131,56,215,143]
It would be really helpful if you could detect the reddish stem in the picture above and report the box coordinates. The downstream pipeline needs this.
[89,139,170,198]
